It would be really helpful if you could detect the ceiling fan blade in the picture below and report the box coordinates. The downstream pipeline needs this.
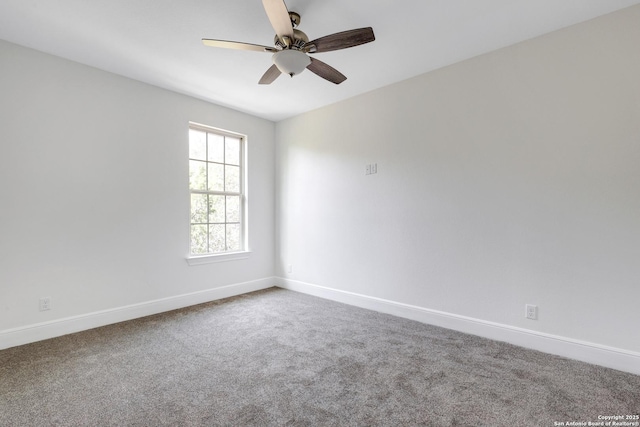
[307,57,346,85]
[307,27,375,53]
[259,64,282,85]
[262,0,294,43]
[202,39,277,53]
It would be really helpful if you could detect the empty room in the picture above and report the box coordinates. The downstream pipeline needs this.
[1,0,639,425]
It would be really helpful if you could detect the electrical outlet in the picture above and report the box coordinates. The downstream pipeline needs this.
[525,304,537,320]
[39,297,52,311]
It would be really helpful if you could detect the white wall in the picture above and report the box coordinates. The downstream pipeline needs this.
[0,40,275,333]
[276,6,640,354]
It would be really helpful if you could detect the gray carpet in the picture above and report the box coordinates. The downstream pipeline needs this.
[1,288,638,426]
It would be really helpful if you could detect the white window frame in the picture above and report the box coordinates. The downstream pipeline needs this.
[186,122,249,265]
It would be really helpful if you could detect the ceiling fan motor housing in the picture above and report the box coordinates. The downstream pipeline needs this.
[274,28,309,50]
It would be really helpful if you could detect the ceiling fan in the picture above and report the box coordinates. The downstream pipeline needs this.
[202,0,375,85]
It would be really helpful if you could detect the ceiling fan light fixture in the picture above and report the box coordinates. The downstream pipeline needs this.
[272,49,310,77]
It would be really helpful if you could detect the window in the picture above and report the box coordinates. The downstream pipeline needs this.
[188,124,245,256]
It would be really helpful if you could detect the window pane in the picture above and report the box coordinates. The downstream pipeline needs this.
[208,163,224,192]
[189,126,245,256]
[209,195,225,223]
[189,129,207,160]
[208,133,224,163]
[189,160,207,190]
[190,225,208,254]
[226,196,240,222]
[225,165,239,192]
[190,194,208,224]
[225,136,240,166]
[226,224,241,251]
[209,224,225,253]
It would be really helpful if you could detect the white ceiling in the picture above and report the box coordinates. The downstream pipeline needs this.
[1,0,639,122]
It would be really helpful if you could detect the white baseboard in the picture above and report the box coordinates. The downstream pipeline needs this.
[276,277,640,376]
[0,277,276,350]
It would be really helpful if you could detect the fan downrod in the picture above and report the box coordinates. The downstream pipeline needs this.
[289,11,301,28]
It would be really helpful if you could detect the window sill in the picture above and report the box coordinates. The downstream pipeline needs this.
[186,251,251,266]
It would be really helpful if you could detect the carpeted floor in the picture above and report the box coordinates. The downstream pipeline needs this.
[1,287,638,426]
